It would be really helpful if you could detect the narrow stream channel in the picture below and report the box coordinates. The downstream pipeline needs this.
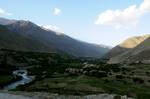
[4,70,33,90]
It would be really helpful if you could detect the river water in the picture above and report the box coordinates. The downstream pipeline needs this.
[2,70,133,99]
[4,70,33,90]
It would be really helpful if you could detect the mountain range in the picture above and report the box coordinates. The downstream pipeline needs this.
[107,34,150,64]
[0,17,110,58]
[104,34,150,59]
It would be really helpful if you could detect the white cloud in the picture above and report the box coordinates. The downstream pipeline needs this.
[95,0,150,28]
[43,25,59,31]
[42,25,64,35]
[0,8,12,16]
[53,8,61,16]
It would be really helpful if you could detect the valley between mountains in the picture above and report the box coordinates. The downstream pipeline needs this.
[0,17,150,99]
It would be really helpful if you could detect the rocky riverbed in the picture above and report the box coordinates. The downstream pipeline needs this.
[0,91,134,99]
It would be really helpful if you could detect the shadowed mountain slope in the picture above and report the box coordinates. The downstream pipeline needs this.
[0,17,110,58]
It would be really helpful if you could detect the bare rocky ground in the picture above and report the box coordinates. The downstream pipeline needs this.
[0,91,133,99]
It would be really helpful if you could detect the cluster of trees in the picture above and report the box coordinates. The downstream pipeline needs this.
[64,63,125,78]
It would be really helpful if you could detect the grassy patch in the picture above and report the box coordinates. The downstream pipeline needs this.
[21,74,150,99]
[0,75,21,88]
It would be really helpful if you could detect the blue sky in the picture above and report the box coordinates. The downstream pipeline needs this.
[0,0,150,46]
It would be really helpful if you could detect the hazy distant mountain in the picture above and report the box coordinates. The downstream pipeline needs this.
[0,17,16,25]
[104,35,150,59]
[0,17,110,58]
[108,35,150,64]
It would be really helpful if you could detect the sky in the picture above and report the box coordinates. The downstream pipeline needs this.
[0,0,150,46]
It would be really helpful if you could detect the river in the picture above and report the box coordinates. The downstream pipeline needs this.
[4,70,34,90]
[2,70,133,99]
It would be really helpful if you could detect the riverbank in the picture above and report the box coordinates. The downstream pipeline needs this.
[0,75,21,89]
[0,91,133,99]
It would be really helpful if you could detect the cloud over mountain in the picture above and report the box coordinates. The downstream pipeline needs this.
[42,25,64,35]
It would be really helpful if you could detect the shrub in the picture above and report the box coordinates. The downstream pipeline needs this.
[147,79,150,83]
[132,77,144,84]
[146,71,150,76]
[97,71,107,78]
[115,74,125,80]
[65,68,80,76]
[114,95,121,99]
[108,64,121,72]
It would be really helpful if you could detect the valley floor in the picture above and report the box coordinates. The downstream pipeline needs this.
[0,49,150,99]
